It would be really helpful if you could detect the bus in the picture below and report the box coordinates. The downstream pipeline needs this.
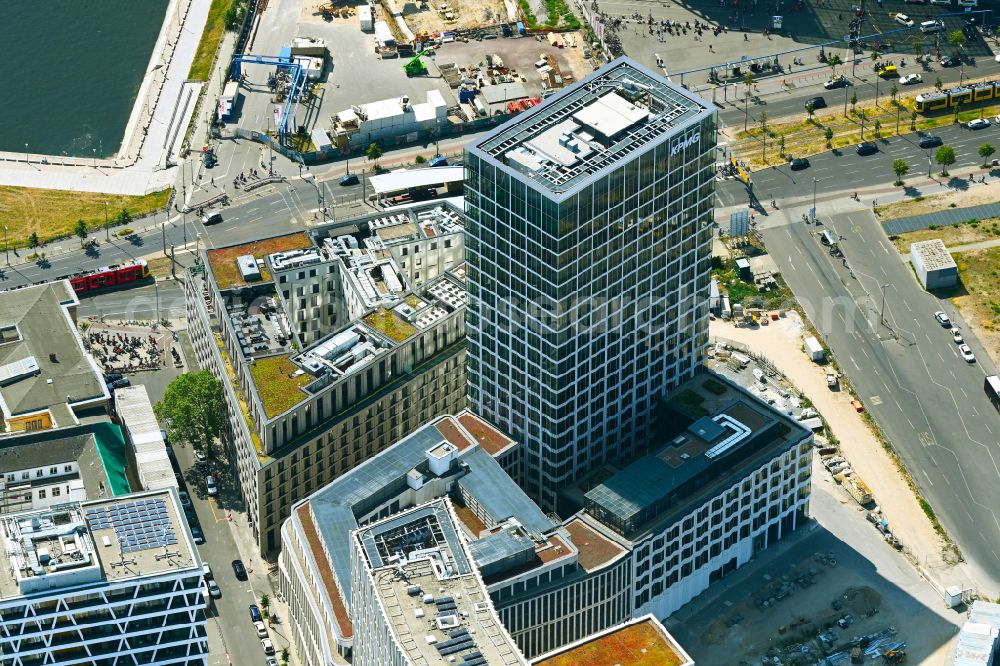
[986,375,1000,414]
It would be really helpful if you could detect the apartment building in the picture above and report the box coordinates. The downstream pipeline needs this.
[0,281,109,434]
[278,372,811,663]
[464,57,717,510]
[350,499,527,666]
[0,489,207,665]
[184,202,469,555]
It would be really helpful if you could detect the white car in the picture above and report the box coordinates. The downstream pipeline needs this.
[261,638,275,655]
[959,344,976,362]
[254,621,269,638]
[206,475,218,496]
[206,579,221,599]
[968,118,991,130]
[900,73,922,85]
[934,311,951,327]
[202,563,213,580]
[894,13,914,27]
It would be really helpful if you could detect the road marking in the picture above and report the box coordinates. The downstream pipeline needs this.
[850,356,860,370]
[943,475,952,486]
[870,395,882,405]
[986,423,993,434]
[860,347,870,360]
[982,531,989,542]
[961,387,968,399]
[788,255,795,270]
[923,470,934,486]
[879,241,890,254]
[880,265,887,277]
[937,351,945,363]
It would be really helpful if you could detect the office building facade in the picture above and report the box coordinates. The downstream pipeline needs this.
[464,57,717,508]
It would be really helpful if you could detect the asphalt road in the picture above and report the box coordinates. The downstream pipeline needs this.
[762,212,1000,580]
[717,115,1000,206]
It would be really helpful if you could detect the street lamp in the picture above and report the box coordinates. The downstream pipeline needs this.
[104,201,109,241]
[24,144,28,165]
[812,178,818,222]
[880,283,890,327]
[4,226,8,266]
[926,151,932,177]
[92,148,97,169]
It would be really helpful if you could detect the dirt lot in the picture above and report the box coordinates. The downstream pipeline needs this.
[890,218,1000,253]
[667,462,964,665]
[393,0,512,34]
[433,31,593,97]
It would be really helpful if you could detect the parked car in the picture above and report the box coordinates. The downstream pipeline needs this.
[190,525,205,545]
[254,621,269,638]
[178,490,192,508]
[805,96,827,110]
[968,118,990,130]
[959,344,976,362]
[918,135,942,148]
[824,75,850,89]
[203,563,213,580]
[232,559,248,581]
[249,604,263,623]
[894,12,914,26]
[109,378,131,389]
[261,638,275,655]
[856,142,878,156]
[790,158,810,170]
[103,372,123,383]
[207,579,221,599]
[941,55,961,67]
[900,73,922,85]
[934,311,952,327]
[202,212,223,225]
[428,156,449,167]
[952,329,964,343]
[266,658,278,666]
[851,400,864,413]
[339,173,359,186]
[206,475,217,496]
[195,450,208,463]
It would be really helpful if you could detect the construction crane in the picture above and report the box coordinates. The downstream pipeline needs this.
[404,49,434,77]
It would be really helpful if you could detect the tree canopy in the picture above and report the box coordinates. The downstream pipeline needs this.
[154,371,225,455]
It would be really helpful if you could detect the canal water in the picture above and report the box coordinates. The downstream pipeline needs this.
[0,0,169,158]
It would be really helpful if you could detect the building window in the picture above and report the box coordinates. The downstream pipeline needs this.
[38,489,46,499]
[21,472,29,480]
[36,470,43,477]
[64,465,72,473]
[49,467,58,475]
[52,487,60,497]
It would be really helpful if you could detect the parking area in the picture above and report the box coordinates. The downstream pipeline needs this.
[666,462,963,665]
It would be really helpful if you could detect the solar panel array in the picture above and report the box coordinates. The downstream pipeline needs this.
[435,626,482,657]
[85,498,177,553]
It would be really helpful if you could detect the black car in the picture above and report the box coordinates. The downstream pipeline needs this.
[790,158,810,170]
[856,142,879,156]
[339,173,359,186]
[108,378,131,389]
[940,55,961,67]
[104,372,123,383]
[805,96,827,110]
[249,604,263,623]
[918,135,942,149]
[232,559,248,581]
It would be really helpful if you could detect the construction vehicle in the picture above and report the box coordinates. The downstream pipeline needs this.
[883,648,907,664]
[404,49,434,76]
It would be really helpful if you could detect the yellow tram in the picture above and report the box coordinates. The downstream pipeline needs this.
[915,80,999,112]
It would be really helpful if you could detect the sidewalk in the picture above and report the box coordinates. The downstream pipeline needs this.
[709,316,986,595]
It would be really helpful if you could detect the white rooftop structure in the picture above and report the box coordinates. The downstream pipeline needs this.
[115,385,175,491]
[911,238,958,271]
[955,601,1000,666]
[369,166,464,195]
[571,91,650,142]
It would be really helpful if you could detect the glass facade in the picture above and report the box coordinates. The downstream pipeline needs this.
[465,105,717,511]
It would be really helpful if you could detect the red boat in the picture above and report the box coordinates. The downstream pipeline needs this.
[65,260,150,294]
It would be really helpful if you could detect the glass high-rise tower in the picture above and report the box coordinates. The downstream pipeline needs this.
[464,58,717,510]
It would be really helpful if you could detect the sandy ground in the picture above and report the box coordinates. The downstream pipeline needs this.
[876,176,1000,220]
[710,316,961,577]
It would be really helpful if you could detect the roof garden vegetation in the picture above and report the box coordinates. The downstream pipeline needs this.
[563,520,625,571]
[249,354,313,418]
[363,309,416,343]
[207,233,311,289]
[536,621,684,666]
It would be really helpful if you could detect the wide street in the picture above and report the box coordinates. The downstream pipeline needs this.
[761,207,1000,580]
[718,114,1000,207]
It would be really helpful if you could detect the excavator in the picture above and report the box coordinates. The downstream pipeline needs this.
[404,49,434,77]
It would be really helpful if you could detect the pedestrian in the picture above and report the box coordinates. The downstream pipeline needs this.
[744,32,749,40]
[709,44,714,52]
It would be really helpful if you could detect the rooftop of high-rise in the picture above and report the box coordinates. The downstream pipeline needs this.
[0,489,198,600]
[470,57,712,194]
[354,499,528,665]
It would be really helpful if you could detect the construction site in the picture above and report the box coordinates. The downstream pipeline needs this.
[217,0,600,158]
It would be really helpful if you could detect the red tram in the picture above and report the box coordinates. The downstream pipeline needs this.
[65,260,150,294]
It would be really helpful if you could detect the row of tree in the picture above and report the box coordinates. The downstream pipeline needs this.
[889,142,995,185]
